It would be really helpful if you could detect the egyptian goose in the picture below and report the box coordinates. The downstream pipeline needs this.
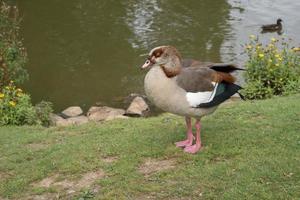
[141,46,243,154]
[261,18,283,33]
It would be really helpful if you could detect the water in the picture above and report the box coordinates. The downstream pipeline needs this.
[14,0,300,111]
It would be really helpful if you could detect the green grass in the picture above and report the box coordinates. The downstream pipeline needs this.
[0,94,299,200]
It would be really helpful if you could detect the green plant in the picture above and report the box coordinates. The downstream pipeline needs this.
[77,190,96,200]
[35,101,53,127]
[0,82,38,125]
[0,2,28,89]
[242,35,300,99]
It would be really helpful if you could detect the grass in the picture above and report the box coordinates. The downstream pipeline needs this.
[0,94,299,199]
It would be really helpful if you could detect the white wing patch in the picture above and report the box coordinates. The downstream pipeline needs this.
[186,82,218,107]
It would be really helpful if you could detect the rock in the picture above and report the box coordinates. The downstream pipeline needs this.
[123,93,147,105]
[61,106,83,117]
[50,114,72,126]
[50,114,88,126]
[106,115,129,120]
[230,93,242,101]
[66,116,89,125]
[125,96,149,117]
[87,106,125,121]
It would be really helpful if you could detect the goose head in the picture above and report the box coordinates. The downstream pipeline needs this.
[141,45,182,77]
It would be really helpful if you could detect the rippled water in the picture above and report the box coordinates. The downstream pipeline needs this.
[14,0,300,111]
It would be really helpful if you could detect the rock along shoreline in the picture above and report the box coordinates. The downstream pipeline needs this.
[50,94,150,127]
[50,93,241,127]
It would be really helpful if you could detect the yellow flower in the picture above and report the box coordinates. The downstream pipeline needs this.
[292,47,300,52]
[278,57,283,61]
[0,93,4,98]
[268,59,272,63]
[9,101,16,107]
[16,88,23,93]
[16,93,22,97]
[5,86,9,90]
[271,38,276,42]
[249,35,256,39]
[258,53,264,58]
[275,54,280,58]
[246,45,252,49]
[275,63,279,67]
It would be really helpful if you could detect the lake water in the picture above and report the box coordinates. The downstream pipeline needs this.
[15,0,300,111]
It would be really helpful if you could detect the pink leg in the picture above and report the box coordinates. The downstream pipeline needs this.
[184,119,202,154]
[175,117,194,147]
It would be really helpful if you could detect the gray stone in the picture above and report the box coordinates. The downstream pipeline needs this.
[61,106,83,117]
[125,96,149,117]
[87,106,126,121]
[230,93,242,101]
[66,116,89,125]
[106,115,129,120]
[124,93,147,105]
[50,114,72,126]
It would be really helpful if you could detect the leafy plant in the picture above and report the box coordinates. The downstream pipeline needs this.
[242,35,300,99]
[77,190,95,200]
[0,3,54,126]
[0,2,28,89]
[35,101,53,127]
[0,82,38,125]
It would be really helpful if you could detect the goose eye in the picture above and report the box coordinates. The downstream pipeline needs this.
[146,60,150,64]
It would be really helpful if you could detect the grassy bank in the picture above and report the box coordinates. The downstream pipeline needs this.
[0,94,299,199]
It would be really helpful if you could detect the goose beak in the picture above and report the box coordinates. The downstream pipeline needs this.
[141,60,151,69]
[141,57,155,70]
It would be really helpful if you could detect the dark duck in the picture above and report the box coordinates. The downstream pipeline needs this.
[261,18,283,34]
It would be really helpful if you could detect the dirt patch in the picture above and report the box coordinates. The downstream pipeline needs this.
[102,156,118,163]
[75,171,104,189]
[135,194,157,200]
[249,113,267,121]
[26,143,49,151]
[0,172,12,180]
[25,193,59,200]
[33,174,59,188]
[138,158,177,177]
[53,179,74,189]
[32,170,104,196]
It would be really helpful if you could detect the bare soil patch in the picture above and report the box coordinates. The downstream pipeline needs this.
[25,193,59,200]
[32,170,104,197]
[33,174,59,188]
[102,156,118,163]
[26,143,49,151]
[0,172,12,180]
[138,158,177,177]
[75,171,104,189]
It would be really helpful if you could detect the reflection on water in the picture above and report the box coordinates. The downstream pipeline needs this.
[14,0,300,111]
[125,0,161,49]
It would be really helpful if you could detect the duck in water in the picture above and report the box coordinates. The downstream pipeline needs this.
[261,18,283,34]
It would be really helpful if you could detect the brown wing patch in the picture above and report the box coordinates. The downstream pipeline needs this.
[181,59,203,68]
[160,65,181,78]
[176,67,215,92]
[213,72,236,83]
